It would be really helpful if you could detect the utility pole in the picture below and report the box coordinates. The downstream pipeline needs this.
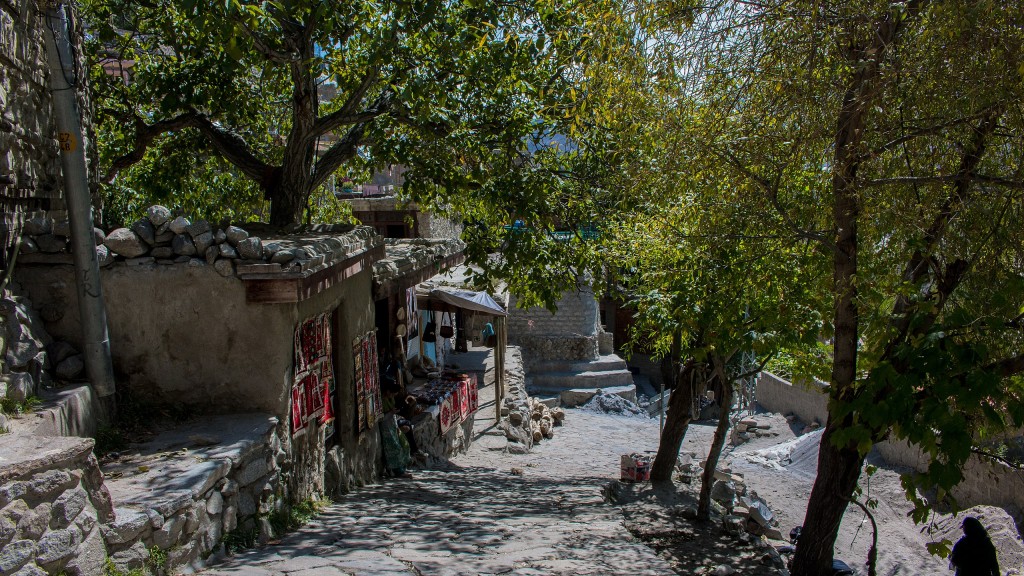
[43,3,117,400]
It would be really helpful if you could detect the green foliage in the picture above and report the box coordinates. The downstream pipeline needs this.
[220,525,259,554]
[103,558,146,576]
[0,395,42,416]
[93,425,129,456]
[267,497,329,537]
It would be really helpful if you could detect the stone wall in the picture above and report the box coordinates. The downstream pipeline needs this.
[507,286,601,366]
[101,415,284,574]
[0,434,113,576]
[1,0,97,260]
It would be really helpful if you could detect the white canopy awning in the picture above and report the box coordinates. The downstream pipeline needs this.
[424,288,507,316]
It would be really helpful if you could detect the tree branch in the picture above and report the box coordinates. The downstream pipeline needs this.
[861,173,1024,189]
[103,112,198,184]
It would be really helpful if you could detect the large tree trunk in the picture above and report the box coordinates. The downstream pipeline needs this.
[650,360,698,482]
[791,419,866,575]
[697,367,733,520]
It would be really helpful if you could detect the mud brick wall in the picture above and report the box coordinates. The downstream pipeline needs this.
[0,434,113,576]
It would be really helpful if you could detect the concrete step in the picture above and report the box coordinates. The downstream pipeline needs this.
[528,354,628,374]
[529,368,634,391]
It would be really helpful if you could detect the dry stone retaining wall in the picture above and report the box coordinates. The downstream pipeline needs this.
[0,435,113,576]
[508,287,601,366]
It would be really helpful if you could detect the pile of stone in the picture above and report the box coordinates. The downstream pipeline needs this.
[0,293,85,427]
[730,417,780,446]
[709,467,785,541]
[15,206,377,278]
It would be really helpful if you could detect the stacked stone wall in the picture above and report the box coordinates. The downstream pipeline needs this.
[0,435,112,576]
[102,418,286,574]
[1,0,97,260]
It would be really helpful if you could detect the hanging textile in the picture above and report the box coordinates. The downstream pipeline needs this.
[406,287,419,338]
[291,312,335,437]
[353,330,383,433]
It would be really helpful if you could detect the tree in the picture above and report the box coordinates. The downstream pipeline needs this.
[85,0,616,228]
[625,1,1024,573]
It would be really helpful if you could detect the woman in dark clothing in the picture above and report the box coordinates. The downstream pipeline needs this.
[950,517,1000,576]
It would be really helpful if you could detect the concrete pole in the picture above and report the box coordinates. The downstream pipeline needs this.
[43,4,116,398]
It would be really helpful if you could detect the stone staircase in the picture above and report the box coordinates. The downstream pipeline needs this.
[525,353,636,407]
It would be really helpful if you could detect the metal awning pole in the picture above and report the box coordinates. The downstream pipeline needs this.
[43,3,116,398]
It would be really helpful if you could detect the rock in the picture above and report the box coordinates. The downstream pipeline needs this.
[173,255,190,263]
[713,565,736,576]
[150,247,173,258]
[237,492,256,517]
[188,258,205,268]
[55,355,84,380]
[93,227,106,245]
[205,246,219,265]
[263,242,282,257]
[6,338,38,369]
[101,508,149,545]
[16,503,51,540]
[237,237,264,260]
[104,228,148,258]
[109,540,148,572]
[222,505,237,532]
[28,470,75,501]
[151,513,185,549]
[172,234,197,256]
[214,229,227,244]
[63,527,105,576]
[193,231,214,254]
[130,218,156,245]
[154,228,175,244]
[218,479,238,497]
[0,540,35,575]
[147,205,172,226]
[169,215,191,235]
[6,372,34,402]
[187,219,212,238]
[206,491,224,515]
[33,234,65,253]
[13,563,47,576]
[214,259,235,277]
[225,226,249,245]
[270,250,295,264]
[95,245,115,267]
[23,217,52,236]
[34,527,80,565]
[51,220,70,238]
[218,243,238,259]
[0,484,28,509]
[19,238,38,254]
[145,509,164,529]
[49,488,87,529]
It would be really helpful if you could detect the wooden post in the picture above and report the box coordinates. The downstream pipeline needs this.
[494,316,506,423]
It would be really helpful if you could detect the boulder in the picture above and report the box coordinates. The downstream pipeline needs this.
[51,220,71,238]
[93,227,106,245]
[169,215,191,235]
[19,238,38,254]
[46,341,77,365]
[95,245,115,267]
[33,234,65,253]
[6,372,34,402]
[193,231,214,254]
[23,217,52,236]
[270,250,295,264]
[147,205,172,226]
[187,219,212,238]
[130,218,156,245]
[225,225,249,246]
[6,338,39,369]
[172,234,197,256]
[55,355,85,380]
[214,229,227,244]
[218,243,238,259]
[237,237,264,260]
[150,247,174,259]
[205,246,219,264]
[104,228,148,258]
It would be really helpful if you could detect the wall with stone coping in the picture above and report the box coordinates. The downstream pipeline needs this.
[0,434,113,576]
[508,287,601,367]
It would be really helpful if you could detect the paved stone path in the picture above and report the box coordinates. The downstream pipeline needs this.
[201,409,677,575]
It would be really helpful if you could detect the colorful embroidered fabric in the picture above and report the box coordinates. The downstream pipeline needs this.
[291,313,335,437]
